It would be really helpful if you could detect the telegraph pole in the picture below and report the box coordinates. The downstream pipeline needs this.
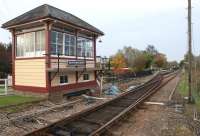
[187,0,192,103]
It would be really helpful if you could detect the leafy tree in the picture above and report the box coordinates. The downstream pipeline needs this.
[0,42,12,78]
[132,53,147,72]
[179,60,185,68]
[144,45,158,69]
[143,51,154,68]
[146,45,158,56]
[110,45,168,73]
[110,52,127,74]
[122,46,141,68]
[154,53,167,68]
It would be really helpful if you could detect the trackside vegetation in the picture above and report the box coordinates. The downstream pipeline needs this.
[0,95,41,107]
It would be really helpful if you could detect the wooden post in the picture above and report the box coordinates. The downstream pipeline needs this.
[100,75,103,96]
[94,35,97,80]
[75,30,78,83]
[11,29,15,89]
[188,0,192,103]
[45,22,52,96]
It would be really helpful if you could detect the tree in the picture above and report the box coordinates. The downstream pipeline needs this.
[144,45,158,69]
[179,60,185,68]
[110,45,168,73]
[110,52,127,74]
[0,42,12,78]
[146,45,158,56]
[154,53,167,68]
[132,53,147,72]
[122,46,141,69]
[143,51,154,69]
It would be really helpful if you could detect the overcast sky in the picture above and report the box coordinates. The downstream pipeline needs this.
[0,0,200,61]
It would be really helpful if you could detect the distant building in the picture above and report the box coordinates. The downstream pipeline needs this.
[2,4,104,95]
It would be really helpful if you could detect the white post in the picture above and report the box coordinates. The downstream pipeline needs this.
[5,79,8,95]
[100,75,103,96]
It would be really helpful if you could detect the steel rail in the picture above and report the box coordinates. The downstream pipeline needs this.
[25,72,178,136]
[90,72,177,135]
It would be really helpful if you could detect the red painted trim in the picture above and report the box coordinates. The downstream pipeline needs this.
[14,56,93,61]
[45,23,51,92]
[76,71,78,83]
[12,30,15,88]
[75,30,78,83]
[50,57,94,61]
[15,57,45,60]
[51,80,98,92]
[50,57,76,60]
[15,85,48,93]
[14,81,97,94]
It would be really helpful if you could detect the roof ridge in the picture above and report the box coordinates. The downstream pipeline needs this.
[43,4,51,16]
[46,5,103,33]
[2,4,104,35]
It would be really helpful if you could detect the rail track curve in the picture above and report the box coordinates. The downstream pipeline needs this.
[25,71,178,136]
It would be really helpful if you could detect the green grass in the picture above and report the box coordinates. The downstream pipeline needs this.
[0,86,5,94]
[0,95,41,107]
[178,72,200,111]
[177,73,188,97]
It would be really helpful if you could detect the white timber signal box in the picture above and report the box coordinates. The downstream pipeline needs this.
[2,4,104,95]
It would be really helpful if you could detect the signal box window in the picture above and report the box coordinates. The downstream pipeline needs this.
[60,75,68,84]
[83,74,89,81]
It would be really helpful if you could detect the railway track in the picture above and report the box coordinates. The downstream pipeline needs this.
[25,71,178,136]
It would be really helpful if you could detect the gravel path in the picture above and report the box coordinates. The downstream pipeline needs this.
[104,74,195,136]
[0,99,106,136]
[0,74,154,136]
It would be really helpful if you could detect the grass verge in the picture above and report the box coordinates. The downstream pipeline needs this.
[0,86,5,94]
[177,71,200,111]
[0,95,41,107]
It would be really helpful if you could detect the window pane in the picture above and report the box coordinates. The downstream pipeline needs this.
[65,46,69,56]
[77,37,93,58]
[64,34,75,56]
[35,31,45,56]
[24,32,34,57]
[20,35,25,56]
[60,76,68,84]
[16,31,45,57]
[85,39,93,57]
[60,76,64,83]
[65,35,70,44]
[16,36,20,56]
[77,38,83,57]
[70,36,75,45]
[51,31,57,43]
[77,43,81,57]
[57,32,63,45]
[83,74,89,80]
[51,44,56,55]
[70,46,75,56]
[64,76,68,83]
[57,44,63,55]
[64,35,69,56]
[70,36,76,56]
